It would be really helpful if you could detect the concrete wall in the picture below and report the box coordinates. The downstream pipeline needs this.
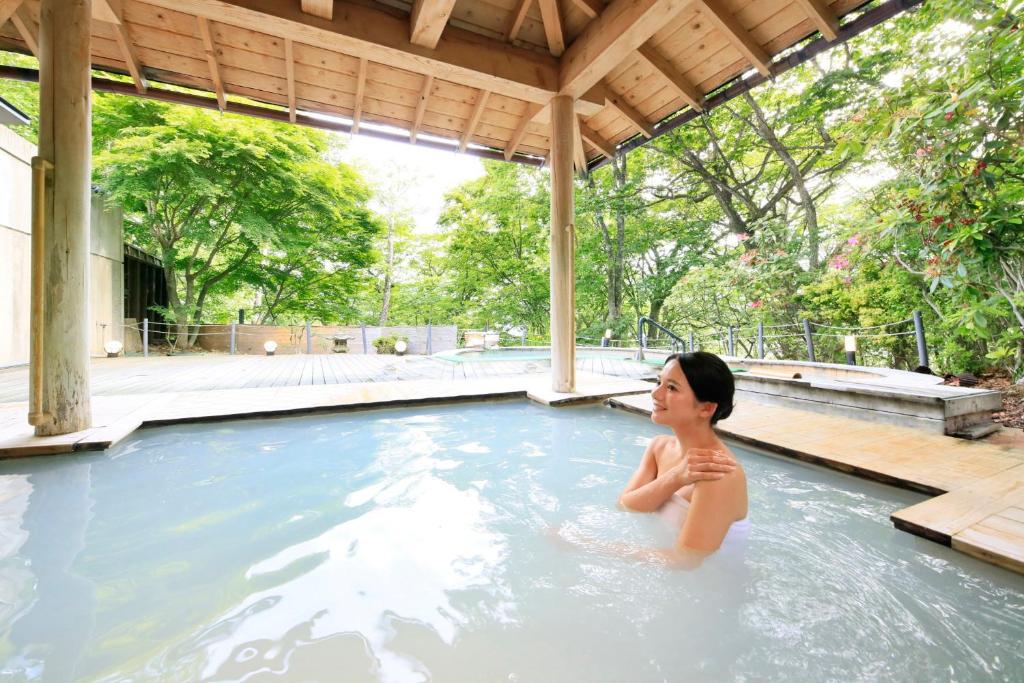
[193,324,458,355]
[0,125,123,366]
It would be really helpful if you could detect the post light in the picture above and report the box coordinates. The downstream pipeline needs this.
[844,335,857,365]
[104,340,123,358]
[394,339,408,356]
[264,340,278,356]
[602,328,613,348]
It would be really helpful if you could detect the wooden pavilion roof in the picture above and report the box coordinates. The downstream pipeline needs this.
[0,0,903,167]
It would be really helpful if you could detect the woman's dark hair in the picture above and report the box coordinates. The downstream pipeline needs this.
[664,351,735,424]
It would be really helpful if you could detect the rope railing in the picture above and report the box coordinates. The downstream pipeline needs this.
[634,310,931,370]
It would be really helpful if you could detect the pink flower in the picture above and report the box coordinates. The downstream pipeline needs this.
[736,232,750,242]
[748,300,763,309]
[944,111,955,121]
[739,249,758,265]
[916,147,928,157]
[847,234,861,247]
[829,254,850,270]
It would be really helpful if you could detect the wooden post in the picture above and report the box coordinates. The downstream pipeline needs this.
[757,321,765,359]
[803,319,816,363]
[426,321,432,355]
[727,326,735,356]
[143,318,149,357]
[305,321,313,354]
[549,95,575,393]
[689,331,695,353]
[32,0,93,435]
[230,322,237,355]
[912,310,928,369]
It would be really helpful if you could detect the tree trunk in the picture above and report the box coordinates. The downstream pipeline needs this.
[378,219,395,325]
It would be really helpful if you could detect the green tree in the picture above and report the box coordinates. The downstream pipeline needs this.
[93,96,379,346]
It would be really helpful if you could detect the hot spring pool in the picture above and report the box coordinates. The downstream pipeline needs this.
[0,401,1021,681]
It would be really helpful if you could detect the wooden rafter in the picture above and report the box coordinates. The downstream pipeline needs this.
[410,74,433,143]
[142,0,603,114]
[578,116,614,158]
[635,44,703,112]
[9,6,36,57]
[793,0,838,41]
[559,0,691,99]
[572,115,587,172]
[696,0,771,76]
[0,0,22,37]
[506,0,533,42]
[94,0,148,93]
[569,0,603,20]
[459,89,490,152]
[351,57,367,133]
[410,0,458,49]
[92,0,121,23]
[284,38,296,122]
[537,0,565,56]
[196,16,226,110]
[601,84,652,138]
[505,102,542,161]
[300,0,333,20]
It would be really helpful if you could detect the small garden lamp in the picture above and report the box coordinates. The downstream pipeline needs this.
[844,335,857,365]
[104,340,123,358]
[602,328,613,348]
[264,340,278,356]
[394,339,408,356]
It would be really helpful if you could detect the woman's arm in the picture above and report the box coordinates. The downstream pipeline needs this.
[619,444,737,512]
[618,439,678,512]
[675,474,742,552]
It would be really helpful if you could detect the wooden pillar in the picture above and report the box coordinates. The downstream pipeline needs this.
[549,95,575,393]
[32,0,93,435]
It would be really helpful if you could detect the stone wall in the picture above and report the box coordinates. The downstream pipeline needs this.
[0,125,123,365]
[193,324,458,355]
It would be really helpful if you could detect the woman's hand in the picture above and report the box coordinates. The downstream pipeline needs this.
[668,448,737,487]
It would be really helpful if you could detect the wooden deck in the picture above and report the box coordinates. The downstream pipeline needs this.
[0,352,655,402]
[609,393,1024,575]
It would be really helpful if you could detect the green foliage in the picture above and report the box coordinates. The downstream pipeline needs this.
[373,334,408,354]
[93,96,380,341]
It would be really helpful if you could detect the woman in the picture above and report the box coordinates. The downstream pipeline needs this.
[619,351,748,554]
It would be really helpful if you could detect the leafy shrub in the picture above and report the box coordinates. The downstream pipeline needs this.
[373,335,409,354]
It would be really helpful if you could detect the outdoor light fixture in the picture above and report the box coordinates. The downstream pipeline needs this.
[394,339,408,356]
[844,335,857,365]
[602,328,613,347]
[104,340,123,358]
[264,340,278,356]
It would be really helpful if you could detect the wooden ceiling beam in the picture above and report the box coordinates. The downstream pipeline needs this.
[505,102,542,161]
[635,43,703,112]
[505,0,532,42]
[459,89,490,152]
[300,0,333,20]
[92,0,121,24]
[410,0,457,49]
[696,0,771,76]
[578,116,614,159]
[793,0,838,41]
[410,74,433,143]
[144,0,603,112]
[537,0,565,56]
[573,115,587,172]
[196,16,227,111]
[559,0,691,99]
[93,0,148,93]
[600,83,652,138]
[351,56,367,133]
[0,0,23,29]
[568,0,603,20]
[284,38,296,122]
[9,6,36,58]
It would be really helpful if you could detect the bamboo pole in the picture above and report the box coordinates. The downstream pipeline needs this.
[549,95,575,393]
[33,0,93,435]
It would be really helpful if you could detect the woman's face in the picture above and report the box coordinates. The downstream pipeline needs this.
[650,358,716,427]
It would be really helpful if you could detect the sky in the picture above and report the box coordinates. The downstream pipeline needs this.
[336,132,486,234]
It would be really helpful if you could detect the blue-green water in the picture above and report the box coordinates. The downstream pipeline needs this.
[0,402,1021,682]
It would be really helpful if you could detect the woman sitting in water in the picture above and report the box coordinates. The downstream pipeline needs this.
[619,351,748,554]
